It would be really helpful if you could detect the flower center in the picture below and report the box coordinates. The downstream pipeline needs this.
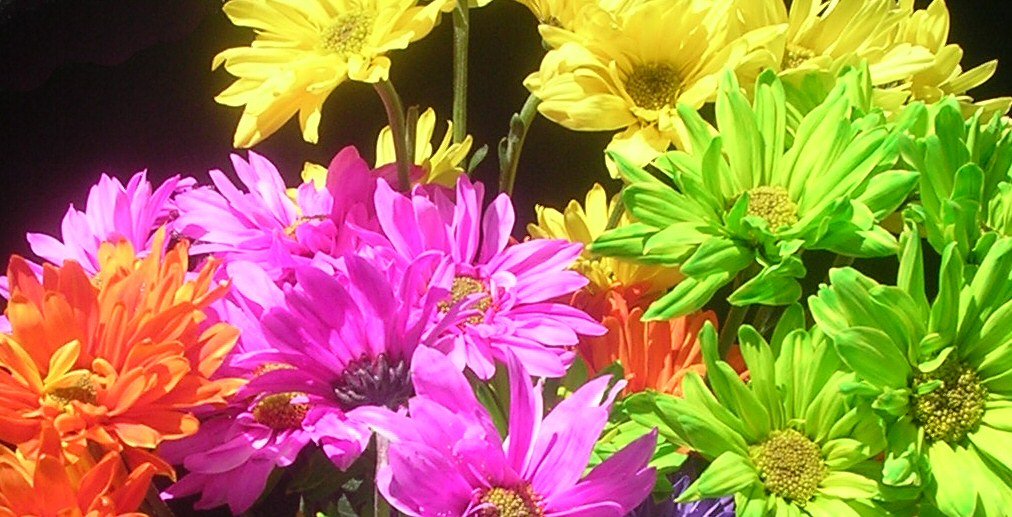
[252,392,309,430]
[47,376,97,406]
[782,45,816,69]
[625,62,681,111]
[322,12,373,56]
[750,429,827,505]
[333,354,413,411]
[439,275,493,325]
[913,360,988,443]
[745,186,799,231]
[477,485,545,517]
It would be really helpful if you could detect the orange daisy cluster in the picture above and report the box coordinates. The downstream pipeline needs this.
[0,424,156,516]
[0,229,243,511]
[578,291,747,397]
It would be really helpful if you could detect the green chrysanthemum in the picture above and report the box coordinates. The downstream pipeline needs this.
[626,312,888,515]
[898,97,1012,256]
[592,67,917,319]
[811,225,1012,516]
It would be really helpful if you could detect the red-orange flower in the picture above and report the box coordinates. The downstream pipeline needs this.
[0,229,242,458]
[0,424,155,517]
[579,291,746,396]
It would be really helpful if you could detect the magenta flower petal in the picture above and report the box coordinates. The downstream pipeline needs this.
[548,431,658,513]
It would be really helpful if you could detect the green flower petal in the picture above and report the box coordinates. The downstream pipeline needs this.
[831,326,911,389]
[642,271,733,320]
[818,471,880,500]
[676,451,758,502]
[680,237,753,278]
[927,442,980,517]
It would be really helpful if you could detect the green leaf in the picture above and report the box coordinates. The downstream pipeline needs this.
[676,452,758,502]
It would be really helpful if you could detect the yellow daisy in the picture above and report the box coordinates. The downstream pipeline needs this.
[736,0,935,99]
[894,0,1011,117]
[514,0,631,30]
[523,0,782,171]
[527,183,680,299]
[214,0,452,148]
[375,107,473,187]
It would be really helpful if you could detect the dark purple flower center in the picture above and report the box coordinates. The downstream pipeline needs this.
[253,392,309,430]
[439,275,492,324]
[333,354,413,411]
[477,485,545,517]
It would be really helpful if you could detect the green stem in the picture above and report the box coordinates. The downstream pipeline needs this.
[499,94,542,195]
[718,304,749,358]
[605,196,625,231]
[374,435,391,517]
[373,80,412,192]
[452,2,469,143]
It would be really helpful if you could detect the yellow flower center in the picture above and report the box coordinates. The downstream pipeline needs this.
[782,45,816,69]
[750,429,827,505]
[322,12,374,56]
[439,276,493,324]
[477,485,545,517]
[252,392,309,430]
[47,376,98,406]
[914,360,988,443]
[745,186,799,231]
[625,62,681,111]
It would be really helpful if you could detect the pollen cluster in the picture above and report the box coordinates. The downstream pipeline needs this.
[439,276,493,324]
[751,429,827,505]
[625,63,682,111]
[253,392,309,430]
[745,186,799,231]
[322,12,374,56]
[47,376,98,406]
[782,45,816,69]
[913,360,988,443]
[477,485,545,517]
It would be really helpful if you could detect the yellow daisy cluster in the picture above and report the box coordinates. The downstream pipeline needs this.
[523,0,1008,169]
[527,183,679,298]
[214,0,452,148]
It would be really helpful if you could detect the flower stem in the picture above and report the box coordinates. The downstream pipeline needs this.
[452,2,469,143]
[498,94,542,195]
[373,80,412,192]
[718,304,748,358]
[374,435,392,517]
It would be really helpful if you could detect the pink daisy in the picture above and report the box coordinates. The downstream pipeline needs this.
[373,347,657,516]
[362,176,605,379]
[25,170,192,274]
[172,147,379,279]
[242,254,460,469]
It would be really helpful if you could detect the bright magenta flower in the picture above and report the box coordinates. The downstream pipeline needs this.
[374,347,657,516]
[363,176,605,379]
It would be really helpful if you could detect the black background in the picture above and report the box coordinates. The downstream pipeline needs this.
[1,1,1011,261]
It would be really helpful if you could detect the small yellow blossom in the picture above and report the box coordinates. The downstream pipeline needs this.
[527,183,679,297]
[375,108,473,187]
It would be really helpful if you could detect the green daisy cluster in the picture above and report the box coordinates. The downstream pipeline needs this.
[595,63,1012,516]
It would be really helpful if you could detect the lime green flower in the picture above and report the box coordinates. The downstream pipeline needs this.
[898,98,1012,257]
[810,226,1012,516]
[625,310,888,515]
[592,67,916,319]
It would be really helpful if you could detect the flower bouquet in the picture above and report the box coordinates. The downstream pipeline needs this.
[2,0,1012,516]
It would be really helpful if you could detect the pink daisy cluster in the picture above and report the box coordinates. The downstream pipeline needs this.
[15,148,652,514]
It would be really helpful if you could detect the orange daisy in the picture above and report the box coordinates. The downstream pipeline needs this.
[0,424,156,516]
[0,229,243,459]
[579,291,745,396]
